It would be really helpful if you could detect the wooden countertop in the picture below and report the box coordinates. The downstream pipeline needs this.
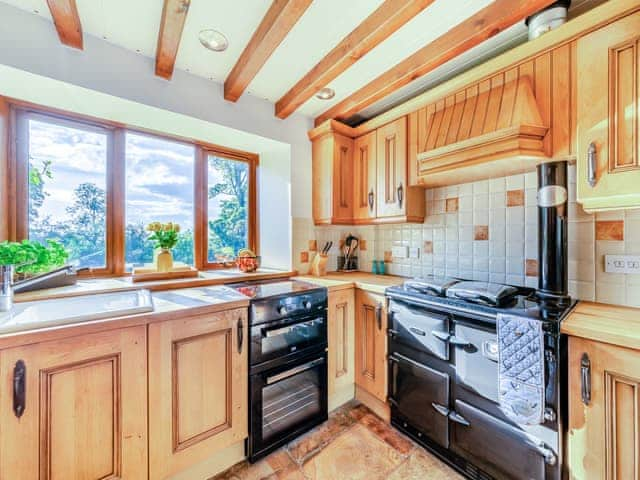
[295,272,405,295]
[562,301,640,350]
[0,286,250,350]
[15,268,295,302]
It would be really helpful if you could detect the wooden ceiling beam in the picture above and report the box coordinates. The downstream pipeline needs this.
[224,0,313,102]
[46,0,83,50]
[314,0,557,126]
[275,0,435,119]
[155,0,190,80]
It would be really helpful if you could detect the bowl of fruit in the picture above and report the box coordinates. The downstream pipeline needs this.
[237,249,260,273]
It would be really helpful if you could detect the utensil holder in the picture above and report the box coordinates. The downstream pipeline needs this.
[337,255,358,272]
[308,253,328,276]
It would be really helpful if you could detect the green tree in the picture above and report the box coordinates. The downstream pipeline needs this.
[208,157,248,259]
[28,158,52,222]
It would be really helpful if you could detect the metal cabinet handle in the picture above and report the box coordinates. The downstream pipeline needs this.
[266,357,324,385]
[13,360,26,418]
[397,183,404,208]
[587,142,597,187]
[375,303,382,330]
[581,353,591,405]
[237,317,244,354]
[448,411,470,426]
[525,439,557,466]
[368,189,374,211]
[432,330,450,342]
[432,403,450,417]
[448,336,473,349]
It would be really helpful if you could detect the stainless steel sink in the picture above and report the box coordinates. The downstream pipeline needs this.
[0,289,154,334]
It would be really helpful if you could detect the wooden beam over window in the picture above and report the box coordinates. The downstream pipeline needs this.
[224,0,313,102]
[314,0,557,126]
[155,0,190,80]
[275,0,435,120]
[46,0,83,50]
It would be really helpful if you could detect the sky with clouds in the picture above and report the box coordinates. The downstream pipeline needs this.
[28,119,230,232]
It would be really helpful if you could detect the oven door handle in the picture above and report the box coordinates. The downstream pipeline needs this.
[261,318,320,338]
[431,330,473,349]
[266,357,325,385]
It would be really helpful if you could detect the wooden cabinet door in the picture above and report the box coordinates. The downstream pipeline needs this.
[576,12,640,211]
[312,133,334,224]
[354,290,387,402]
[568,336,640,479]
[353,131,377,222]
[376,117,407,219]
[328,288,355,409]
[148,308,247,480]
[0,326,148,480]
[332,133,354,222]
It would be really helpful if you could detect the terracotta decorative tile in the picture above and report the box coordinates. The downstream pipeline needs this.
[357,412,414,455]
[384,251,393,263]
[308,240,317,252]
[299,251,309,263]
[301,424,404,480]
[596,220,624,241]
[387,448,464,480]
[525,259,538,277]
[506,189,525,207]
[474,225,489,241]
[445,197,459,213]
[360,239,367,251]
[423,241,433,254]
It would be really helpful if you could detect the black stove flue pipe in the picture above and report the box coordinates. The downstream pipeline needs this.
[537,161,571,308]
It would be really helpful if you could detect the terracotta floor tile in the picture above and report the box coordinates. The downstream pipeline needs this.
[387,449,464,480]
[302,424,405,480]
[358,412,415,455]
[286,408,356,463]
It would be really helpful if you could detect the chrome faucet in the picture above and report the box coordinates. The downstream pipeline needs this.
[0,265,14,312]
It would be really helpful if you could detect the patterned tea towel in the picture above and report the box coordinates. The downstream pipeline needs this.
[497,313,545,425]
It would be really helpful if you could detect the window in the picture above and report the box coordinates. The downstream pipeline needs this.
[17,113,111,269]
[207,154,250,262]
[125,132,195,269]
[11,106,258,276]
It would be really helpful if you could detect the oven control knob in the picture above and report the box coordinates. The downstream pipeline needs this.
[278,306,287,315]
[304,301,312,310]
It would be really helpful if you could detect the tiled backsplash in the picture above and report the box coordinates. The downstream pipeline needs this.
[293,164,640,308]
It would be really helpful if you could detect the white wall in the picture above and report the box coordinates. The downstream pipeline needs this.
[0,2,315,269]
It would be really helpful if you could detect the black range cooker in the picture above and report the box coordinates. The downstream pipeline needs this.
[386,279,574,480]
[230,280,328,462]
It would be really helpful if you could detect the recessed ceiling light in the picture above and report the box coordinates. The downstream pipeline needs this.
[199,29,228,52]
[316,87,335,100]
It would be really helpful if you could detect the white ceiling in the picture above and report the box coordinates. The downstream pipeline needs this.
[0,0,606,122]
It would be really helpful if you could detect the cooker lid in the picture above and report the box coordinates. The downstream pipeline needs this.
[403,276,461,297]
[445,281,519,307]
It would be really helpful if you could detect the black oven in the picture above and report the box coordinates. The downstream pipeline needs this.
[230,280,329,463]
[249,351,328,460]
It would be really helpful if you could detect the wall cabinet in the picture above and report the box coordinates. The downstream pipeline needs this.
[353,131,377,222]
[568,336,640,479]
[310,118,425,225]
[354,290,387,402]
[327,288,356,410]
[577,11,640,211]
[148,309,248,480]
[311,126,354,224]
[0,326,148,480]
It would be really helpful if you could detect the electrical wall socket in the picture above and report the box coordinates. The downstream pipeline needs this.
[409,247,420,259]
[605,255,640,274]
[392,246,409,259]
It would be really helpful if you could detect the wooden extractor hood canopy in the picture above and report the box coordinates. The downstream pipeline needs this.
[416,76,549,186]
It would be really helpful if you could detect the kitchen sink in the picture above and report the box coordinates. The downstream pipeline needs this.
[0,289,154,334]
